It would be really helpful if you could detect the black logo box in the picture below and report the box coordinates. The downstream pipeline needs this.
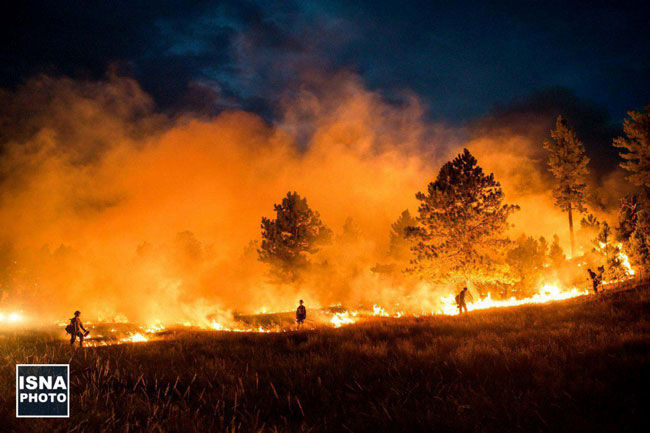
[16,364,70,418]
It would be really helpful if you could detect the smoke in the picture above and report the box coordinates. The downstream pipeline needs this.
[0,71,630,325]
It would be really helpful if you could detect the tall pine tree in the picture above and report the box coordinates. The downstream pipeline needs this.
[614,105,650,188]
[258,191,331,282]
[543,115,590,257]
[616,194,650,274]
[407,149,518,285]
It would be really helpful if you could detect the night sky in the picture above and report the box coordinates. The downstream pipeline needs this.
[2,0,648,125]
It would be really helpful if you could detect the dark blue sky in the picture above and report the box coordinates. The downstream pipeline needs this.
[1,0,648,123]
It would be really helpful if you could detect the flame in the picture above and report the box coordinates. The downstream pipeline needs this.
[210,321,226,331]
[120,333,148,343]
[72,255,638,348]
[0,311,24,324]
[439,283,589,315]
[618,247,635,276]
[145,323,165,333]
[330,311,357,327]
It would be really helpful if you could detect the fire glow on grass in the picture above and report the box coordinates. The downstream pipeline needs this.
[209,321,270,333]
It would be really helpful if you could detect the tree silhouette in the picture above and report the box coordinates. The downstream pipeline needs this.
[507,235,547,297]
[616,194,650,274]
[614,105,650,188]
[586,221,627,282]
[548,234,565,268]
[407,149,518,285]
[388,209,417,261]
[543,115,590,257]
[258,191,331,282]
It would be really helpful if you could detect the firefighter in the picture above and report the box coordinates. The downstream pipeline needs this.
[456,287,472,314]
[587,268,601,294]
[67,310,89,347]
[296,300,307,328]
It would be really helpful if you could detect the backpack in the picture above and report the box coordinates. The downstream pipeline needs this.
[65,318,75,335]
[455,294,460,305]
[297,305,306,318]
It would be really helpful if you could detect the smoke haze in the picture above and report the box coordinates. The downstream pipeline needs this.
[0,71,629,325]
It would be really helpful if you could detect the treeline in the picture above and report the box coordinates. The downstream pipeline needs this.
[256,105,650,298]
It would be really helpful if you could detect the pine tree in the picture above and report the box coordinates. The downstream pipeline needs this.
[543,115,590,257]
[507,235,547,297]
[338,217,361,243]
[580,214,600,231]
[614,105,650,188]
[258,191,331,282]
[616,194,650,273]
[548,234,565,268]
[616,195,640,243]
[388,210,417,260]
[593,221,627,282]
[406,149,518,285]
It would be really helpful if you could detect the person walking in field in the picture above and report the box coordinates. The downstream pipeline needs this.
[66,310,89,347]
[456,287,472,314]
[587,268,601,294]
[296,300,306,329]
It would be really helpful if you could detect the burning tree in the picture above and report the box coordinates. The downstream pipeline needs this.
[506,235,547,297]
[548,234,566,268]
[593,221,628,282]
[614,105,650,188]
[543,115,590,257]
[617,195,650,274]
[580,215,629,282]
[258,191,331,282]
[406,149,518,286]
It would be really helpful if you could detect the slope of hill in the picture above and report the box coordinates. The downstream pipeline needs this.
[1,287,649,432]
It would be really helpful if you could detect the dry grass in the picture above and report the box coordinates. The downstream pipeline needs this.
[1,288,649,432]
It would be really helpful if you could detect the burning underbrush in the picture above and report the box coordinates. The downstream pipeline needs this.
[2,245,636,348]
[48,277,636,348]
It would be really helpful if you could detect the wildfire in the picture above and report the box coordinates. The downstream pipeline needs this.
[0,311,24,323]
[72,257,638,348]
[439,283,589,315]
[330,311,358,327]
[372,304,404,318]
[145,323,165,333]
[210,321,272,332]
[618,248,635,276]
[121,333,148,343]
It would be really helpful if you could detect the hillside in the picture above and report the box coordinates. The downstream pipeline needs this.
[2,287,649,432]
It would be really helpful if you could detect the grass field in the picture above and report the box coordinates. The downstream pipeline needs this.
[1,287,649,433]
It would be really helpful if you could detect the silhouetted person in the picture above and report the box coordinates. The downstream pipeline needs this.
[68,310,89,347]
[587,268,601,294]
[296,300,306,328]
[456,287,471,314]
